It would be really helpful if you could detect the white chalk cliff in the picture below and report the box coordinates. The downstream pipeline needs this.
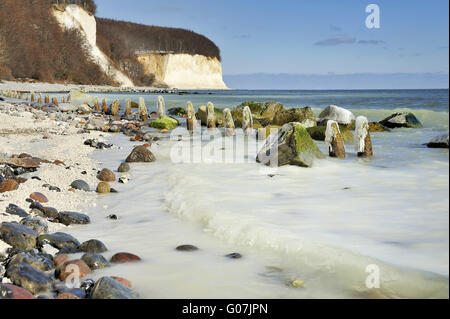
[137,53,228,90]
[52,4,134,87]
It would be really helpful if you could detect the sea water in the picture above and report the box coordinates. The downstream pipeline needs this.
[66,89,449,298]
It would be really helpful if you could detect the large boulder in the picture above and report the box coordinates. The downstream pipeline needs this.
[125,146,156,163]
[379,112,423,128]
[257,122,324,167]
[6,263,51,294]
[427,132,449,149]
[318,105,355,125]
[261,102,283,120]
[150,116,179,130]
[306,126,354,142]
[0,222,38,250]
[91,277,139,299]
[272,107,316,127]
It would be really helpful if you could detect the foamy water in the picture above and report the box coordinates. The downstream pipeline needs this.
[66,90,448,298]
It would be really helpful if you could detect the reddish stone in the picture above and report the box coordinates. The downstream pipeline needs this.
[111,276,132,288]
[68,188,76,193]
[56,293,79,299]
[143,144,151,148]
[129,137,136,142]
[54,254,70,267]
[97,168,116,182]
[1,284,35,299]
[182,114,187,119]
[135,134,143,142]
[57,259,92,281]
[54,160,66,166]
[29,192,48,203]
[14,177,28,184]
[110,252,142,264]
[0,179,19,193]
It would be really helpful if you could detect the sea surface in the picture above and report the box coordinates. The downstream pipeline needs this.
[65,89,449,298]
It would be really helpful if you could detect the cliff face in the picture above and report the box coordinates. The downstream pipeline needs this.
[137,53,227,89]
[52,5,134,87]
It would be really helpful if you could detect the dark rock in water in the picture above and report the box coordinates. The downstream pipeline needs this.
[427,133,449,149]
[176,245,199,252]
[37,232,80,251]
[110,188,118,193]
[80,239,108,253]
[20,216,48,234]
[225,253,242,259]
[70,180,90,192]
[56,211,90,226]
[107,214,118,220]
[0,222,38,250]
[368,122,390,132]
[6,263,51,294]
[110,252,142,264]
[272,107,317,127]
[117,162,130,173]
[379,112,423,129]
[257,122,324,168]
[306,125,354,142]
[168,107,186,117]
[125,145,156,163]
[29,201,44,211]
[84,139,113,149]
[91,277,139,299]
[7,251,54,272]
[0,283,35,299]
[52,281,86,299]
[6,204,28,218]
[81,253,110,270]
[39,206,59,219]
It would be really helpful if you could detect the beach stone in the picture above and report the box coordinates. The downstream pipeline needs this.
[6,263,51,294]
[306,125,354,142]
[7,251,54,272]
[289,279,305,288]
[37,232,80,251]
[56,259,92,281]
[111,276,132,288]
[168,107,186,117]
[118,177,129,184]
[0,283,35,299]
[125,146,156,163]
[273,107,317,127]
[70,180,90,192]
[427,133,449,149]
[257,122,324,168]
[225,253,242,259]
[318,105,355,125]
[91,277,139,299]
[38,206,59,219]
[20,216,48,234]
[96,182,110,194]
[0,179,19,193]
[97,168,116,182]
[110,252,142,264]
[53,254,70,267]
[107,214,118,220]
[56,292,80,299]
[56,211,90,226]
[261,102,284,120]
[117,163,130,173]
[80,239,107,253]
[81,253,110,270]
[6,204,28,218]
[379,112,423,129]
[29,192,48,203]
[56,103,77,112]
[176,245,199,252]
[0,222,38,250]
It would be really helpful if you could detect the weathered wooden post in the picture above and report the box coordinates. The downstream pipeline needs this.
[186,101,196,132]
[242,105,253,136]
[139,97,148,121]
[355,116,373,157]
[325,120,346,159]
[206,102,216,129]
[157,95,165,118]
[224,108,236,137]
[102,98,108,114]
[124,100,132,117]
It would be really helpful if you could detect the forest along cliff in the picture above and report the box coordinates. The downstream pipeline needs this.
[0,0,228,89]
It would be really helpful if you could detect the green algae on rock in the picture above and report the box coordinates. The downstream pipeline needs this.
[150,115,179,130]
[307,125,354,142]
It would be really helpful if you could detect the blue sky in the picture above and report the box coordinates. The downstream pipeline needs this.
[95,0,449,88]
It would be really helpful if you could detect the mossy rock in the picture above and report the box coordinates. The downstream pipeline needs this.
[257,123,324,168]
[261,102,283,120]
[272,107,317,127]
[150,116,179,130]
[307,126,354,142]
[234,101,265,115]
[368,122,390,132]
[168,107,186,117]
[379,112,423,129]
[130,101,139,108]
